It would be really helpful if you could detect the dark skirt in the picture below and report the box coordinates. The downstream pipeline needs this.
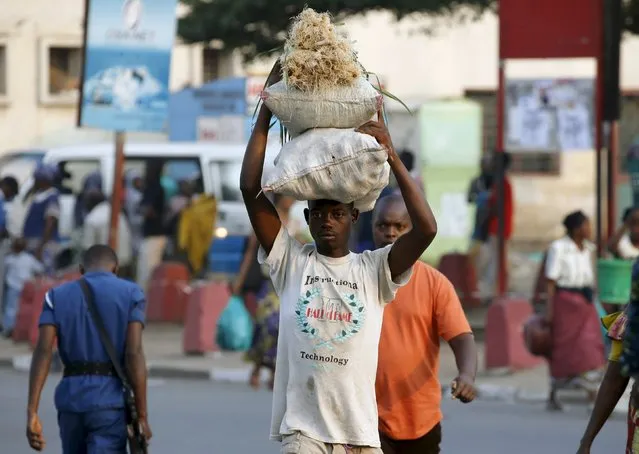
[550,290,605,381]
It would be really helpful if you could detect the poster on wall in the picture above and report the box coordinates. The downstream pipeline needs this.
[197,116,245,142]
[77,0,178,132]
[505,78,594,152]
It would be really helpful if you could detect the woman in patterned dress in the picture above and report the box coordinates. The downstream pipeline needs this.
[234,195,307,390]
[577,304,636,453]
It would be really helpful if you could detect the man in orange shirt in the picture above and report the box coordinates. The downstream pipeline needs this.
[374,195,478,454]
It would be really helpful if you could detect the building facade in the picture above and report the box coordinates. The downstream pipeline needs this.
[1,4,637,244]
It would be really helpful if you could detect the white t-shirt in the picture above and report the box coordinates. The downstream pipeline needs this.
[5,251,44,290]
[82,202,133,266]
[617,233,639,260]
[259,227,412,447]
[545,236,595,288]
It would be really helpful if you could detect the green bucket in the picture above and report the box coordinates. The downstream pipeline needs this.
[597,259,633,304]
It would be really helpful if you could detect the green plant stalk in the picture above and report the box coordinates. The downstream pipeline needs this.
[365,71,412,115]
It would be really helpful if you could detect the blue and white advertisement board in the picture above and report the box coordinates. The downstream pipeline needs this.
[78,0,177,132]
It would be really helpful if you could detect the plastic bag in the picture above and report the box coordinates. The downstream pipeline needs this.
[261,128,390,212]
[216,296,254,351]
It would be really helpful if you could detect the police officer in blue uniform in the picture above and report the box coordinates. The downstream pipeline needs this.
[26,245,152,453]
[23,164,61,273]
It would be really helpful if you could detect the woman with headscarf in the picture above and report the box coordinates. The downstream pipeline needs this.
[177,191,216,275]
[22,164,61,274]
[545,210,605,411]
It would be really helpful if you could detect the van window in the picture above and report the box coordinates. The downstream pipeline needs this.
[215,161,242,202]
[0,151,45,186]
[124,157,203,194]
[57,160,101,194]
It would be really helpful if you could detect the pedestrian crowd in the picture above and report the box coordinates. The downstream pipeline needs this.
[0,157,217,340]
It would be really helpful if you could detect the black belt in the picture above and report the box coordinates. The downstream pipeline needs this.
[557,286,594,303]
[63,361,117,377]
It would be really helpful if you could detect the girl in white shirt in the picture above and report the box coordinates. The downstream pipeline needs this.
[545,210,606,411]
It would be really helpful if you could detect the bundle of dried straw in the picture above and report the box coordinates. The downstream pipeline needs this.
[281,8,362,92]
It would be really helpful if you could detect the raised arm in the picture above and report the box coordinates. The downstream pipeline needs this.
[357,120,437,280]
[240,63,283,255]
[607,222,628,258]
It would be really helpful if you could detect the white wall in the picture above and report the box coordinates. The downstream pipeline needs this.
[346,12,639,97]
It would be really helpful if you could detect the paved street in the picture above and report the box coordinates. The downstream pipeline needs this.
[0,369,623,453]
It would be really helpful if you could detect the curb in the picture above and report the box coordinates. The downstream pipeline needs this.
[0,354,269,384]
[0,354,33,373]
[0,355,618,410]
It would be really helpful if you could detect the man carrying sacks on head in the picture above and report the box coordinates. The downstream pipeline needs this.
[240,61,438,454]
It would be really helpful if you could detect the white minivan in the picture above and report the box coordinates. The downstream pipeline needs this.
[10,142,280,242]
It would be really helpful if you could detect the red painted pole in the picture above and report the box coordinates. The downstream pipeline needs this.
[595,0,604,258]
[607,121,619,241]
[496,62,507,297]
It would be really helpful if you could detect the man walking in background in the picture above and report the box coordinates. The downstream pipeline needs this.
[356,149,422,252]
[82,190,133,277]
[478,152,514,300]
[373,194,477,454]
[466,154,493,268]
[23,164,61,274]
[137,159,167,292]
[0,175,20,321]
[26,245,151,453]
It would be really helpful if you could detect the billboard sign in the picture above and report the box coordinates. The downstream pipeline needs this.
[78,0,178,132]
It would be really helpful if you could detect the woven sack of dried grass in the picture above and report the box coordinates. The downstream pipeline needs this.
[261,128,390,212]
[262,78,382,135]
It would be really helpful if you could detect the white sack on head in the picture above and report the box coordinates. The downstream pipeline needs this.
[353,176,390,212]
[262,78,381,135]
[261,128,390,212]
